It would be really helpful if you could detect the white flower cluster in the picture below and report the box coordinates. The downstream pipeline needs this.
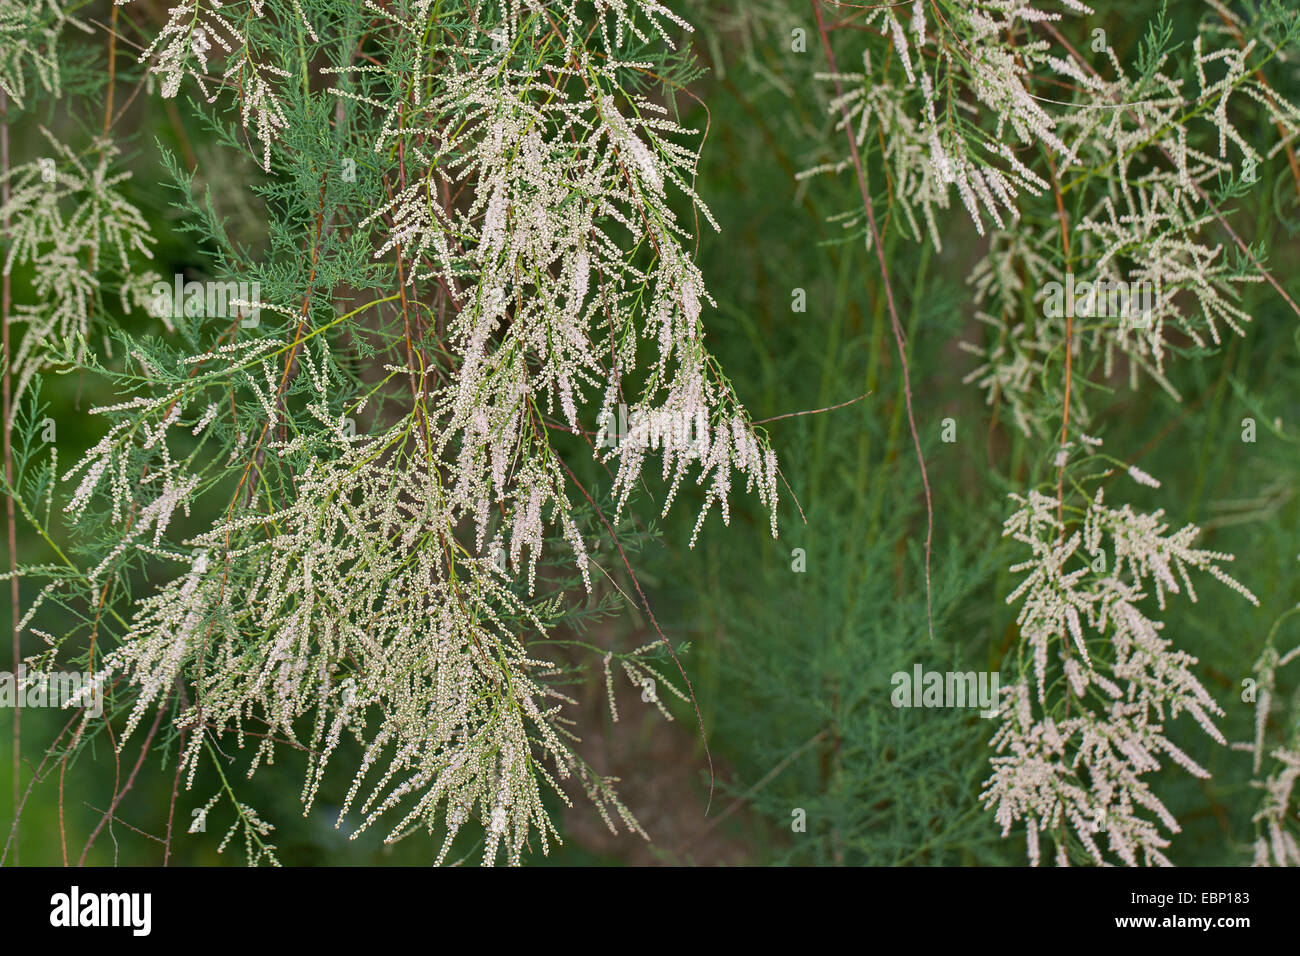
[342,4,778,587]
[0,0,84,108]
[798,1,1087,247]
[61,340,276,579]
[1252,745,1300,866]
[0,129,156,404]
[960,12,1300,432]
[82,339,644,865]
[69,1,773,864]
[1245,626,1300,866]
[983,476,1258,865]
[117,0,308,170]
[797,3,1299,437]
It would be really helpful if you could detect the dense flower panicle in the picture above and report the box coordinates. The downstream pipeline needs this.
[957,13,1299,433]
[116,0,304,170]
[798,1,1081,247]
[80,340,647,865]
[985,470,1257,865]
[0,130,155,404]
[792,3,1289,866]
[0,0,84,107]
[799,2,1299,438]
[343,15,778,585]
[32,1,777,865]
[1246,636,1300,866]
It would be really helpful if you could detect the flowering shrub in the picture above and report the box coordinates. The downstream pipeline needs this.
[795,0,1300,866]
[2,0,778,865]
[2,0,1299,869]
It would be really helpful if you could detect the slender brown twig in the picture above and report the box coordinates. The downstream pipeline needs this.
[1045,150,1073,529]
[78,691,168,865]
[810,0,935,639]
[752,390,872,424]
